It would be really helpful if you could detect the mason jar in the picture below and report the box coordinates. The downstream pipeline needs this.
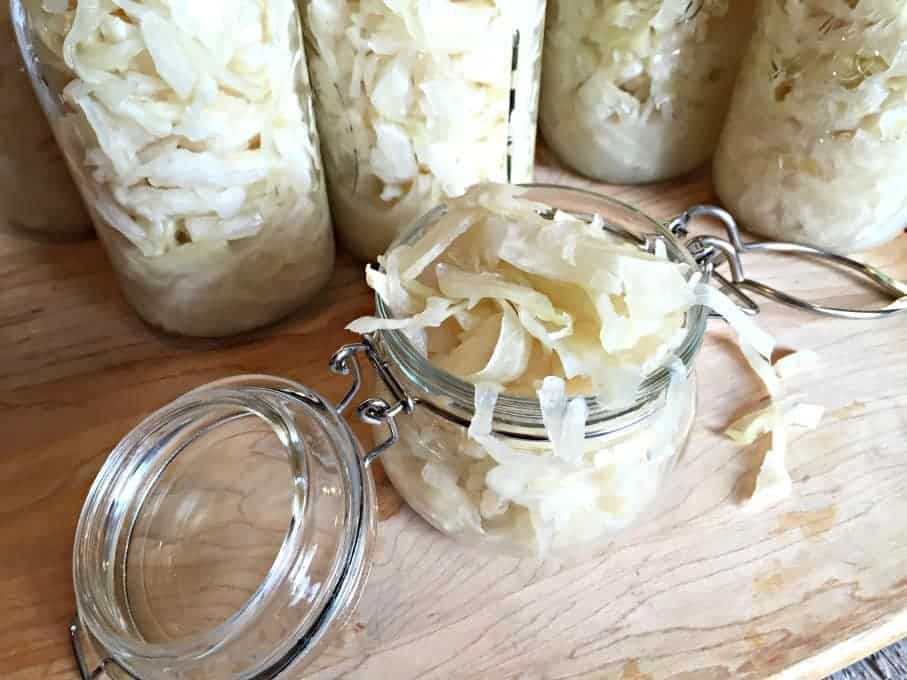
[713,0,907,254]
[13,0,334,336]
[303,0,546,262]
[540,0,755,184]
[2,2,89,234]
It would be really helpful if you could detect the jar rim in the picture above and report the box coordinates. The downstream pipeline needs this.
[374,183,708,436]
[72,376,373,678]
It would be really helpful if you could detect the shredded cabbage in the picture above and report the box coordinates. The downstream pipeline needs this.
[714,1,907,254]
[540,0,755,183]
[2,2,89,233]
[303,0,546,261]
[22,0,334,336]
[356,184,698,554]
[720,350,824,511]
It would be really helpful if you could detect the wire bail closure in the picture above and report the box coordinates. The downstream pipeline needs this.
[668,205,907,320]
[329,335,415,466]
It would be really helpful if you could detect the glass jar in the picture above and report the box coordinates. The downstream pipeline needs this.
[71,376,375,679]
[302,0,546,262]
[371,184,706,555]
[13,0,334,336]
[3,2,89,234]
[713,1,907,254]
[540,0,755,184]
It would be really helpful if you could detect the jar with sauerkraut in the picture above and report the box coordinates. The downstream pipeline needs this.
[714,0,907,254]
[14,0,334,336]
[347,184,709,555]
[540,0,755,184]
[303,0,546,262]
[3,2,89,234]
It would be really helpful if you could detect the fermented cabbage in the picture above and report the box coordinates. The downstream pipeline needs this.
[304,0,546,262]
[540,0,754,184]
[351,184,699,554]
[2,3,89,234]
[21,0,333,336]
[714,0,907,254]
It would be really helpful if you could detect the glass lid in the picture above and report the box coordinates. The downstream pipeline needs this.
[72,376,374,680]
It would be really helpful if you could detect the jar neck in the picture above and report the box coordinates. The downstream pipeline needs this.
[374,325,702,440]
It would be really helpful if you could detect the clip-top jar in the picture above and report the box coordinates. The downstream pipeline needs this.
[13,0,334,336]
[69,185,710,678]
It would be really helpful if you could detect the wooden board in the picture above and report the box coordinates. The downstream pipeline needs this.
[2,152,907,680]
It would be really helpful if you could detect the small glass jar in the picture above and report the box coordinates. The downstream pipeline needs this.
[14,0,334,336]
[713,1,907,254]
[2,2,89,234]
[540,0,755,184]
[372,185,705,555]
[303,0,546,262]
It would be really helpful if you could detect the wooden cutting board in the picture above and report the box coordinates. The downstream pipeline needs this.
[2,152,906,680]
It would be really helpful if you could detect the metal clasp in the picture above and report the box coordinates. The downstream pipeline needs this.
[329,335,415,466]
[71,618,138,680]
[668,205,907,320]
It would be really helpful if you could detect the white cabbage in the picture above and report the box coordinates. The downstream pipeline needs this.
[2,2,89,233]
[714,1,907,254]
[304,0,546,261]
[354,184,698,555]
[540,0,755,183]
[23,0,333,336]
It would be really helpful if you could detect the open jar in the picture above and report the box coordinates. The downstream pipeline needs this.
[69,186,905,678]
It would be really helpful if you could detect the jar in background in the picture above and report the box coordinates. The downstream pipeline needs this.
[303,0,546,262]
[14,0,334,336]
[714,1,907,254]
[540,0,755,184]
[371,185,707,556]
[2,3,89,234]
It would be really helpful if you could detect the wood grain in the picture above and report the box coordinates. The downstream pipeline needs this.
[2,153,907,680]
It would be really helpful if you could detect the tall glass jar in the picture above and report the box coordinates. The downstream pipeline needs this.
[370,185,707,556]
[713,0,907,254]
[540,0,755,184]
[303,0,546,262]
[2,2,89,234]
[14,0,334,336]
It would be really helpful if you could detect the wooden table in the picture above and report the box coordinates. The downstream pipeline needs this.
[3,155,907,680]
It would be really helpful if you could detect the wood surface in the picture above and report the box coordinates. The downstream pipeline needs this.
[2,151,907,680]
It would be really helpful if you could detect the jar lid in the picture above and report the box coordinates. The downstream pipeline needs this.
[71,376,375,680]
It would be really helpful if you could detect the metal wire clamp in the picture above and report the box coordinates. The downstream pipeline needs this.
[668,205,907,320]
[329,334,415,466]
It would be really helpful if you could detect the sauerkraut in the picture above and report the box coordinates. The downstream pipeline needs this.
[351,184,700,554]
[21,0,333,336]
[2,3,89,234]
[714,0,907,254]
[540,0,755,184]
[304,0,545,262]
